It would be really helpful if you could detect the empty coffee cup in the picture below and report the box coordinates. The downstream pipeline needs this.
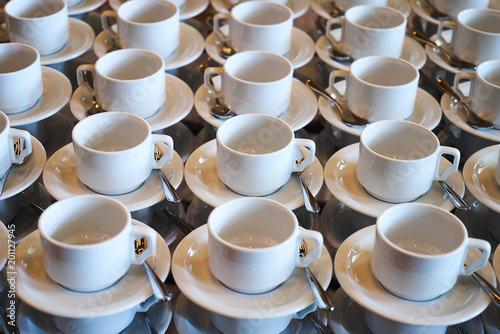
[208,197,324,294]
[216,113,316,196]
[0,111,32,180]
[357,120,460,203]
[38,195,157,292]
[72,112,174,195]
[371,203,491,301]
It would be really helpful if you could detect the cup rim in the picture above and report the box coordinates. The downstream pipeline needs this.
[345,4,406,31]
[38,195,131,250]
[458,8,500,35]
[5,0,67,20]
[230,0,293,27]
[0,111,9,134]
[0,43,40,77]
[476,59,500,89]
[376,203,467,259]
[117,0,179,25]
[350,56,419,89]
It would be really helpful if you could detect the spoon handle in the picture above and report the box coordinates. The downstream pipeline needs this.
[307,314,335,334]
[158,170,182,203]
[470,271,500,307]
[143,261,173,302]
[304,266,335,311]
[437,180,470,211]
[162,208,196,235]
[297,173,321,213]
[0,165,14,197]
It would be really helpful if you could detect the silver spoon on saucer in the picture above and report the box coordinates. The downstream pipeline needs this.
[314,18,352,63]
[437,180,470,211]
[199,64,236,120]
[86,96,107,117]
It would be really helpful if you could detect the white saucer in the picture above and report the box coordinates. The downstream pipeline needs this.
[482,303,500,334]
[172,225,332,319]
[210,0,309,18]
[319,82,442,136]
[0,223,7,268]
[316,34,427,70]
[7,67,71,127]
[425,30,463,74]
[194,79,318,131]
[204,27,315,69]
[463,145,500,215]
[323,143,465,218]
[42,143,184,212]
[410,0,443,25]
[1,137,46,201]
[310,0,411,19]
[184,140,324,210]
[70,73,194,132]
[329,287,485,334]
[335,225,496,326]
[108,0,209,20]
[494,244,500,283]
[93,23,204,71]
[16,220,170,319]
[40,18,95,65]
[68,0,107,15]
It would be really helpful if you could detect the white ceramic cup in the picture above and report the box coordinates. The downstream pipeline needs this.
[332,0,388,12]
[431,0,490,18]
[329,56,419,121]
[371,203,491,301]
[72,112,174,195]
[325,5,406,59]
[204,51,293,117]
[0,111,32,180]
[437,8,500,65]
[101,0,180,59]
[213,1,293,56]
[2,0,69,56]
[453,60,500,128]
[216,113,316,196]
[357,120,461,203]
[0,43,43,114]
[76,49,166,119]
[208,197,324,294]
[38,195,157,292]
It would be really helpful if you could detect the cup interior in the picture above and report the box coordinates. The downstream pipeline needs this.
[39,196,129,246]
[232,1,291,25]
[459,9,500,34]
[217,114,292,154]
[224,51,292,83]
[6,0,65,18]
[97,49,164,80]
[362,121,438,160]
[351,57,418,87]
[478,60,500,87]
[346,5,405,29]
[72,113,149,152]
[0,44,38,74]
[378,205,465,255]
[119,0,177,23]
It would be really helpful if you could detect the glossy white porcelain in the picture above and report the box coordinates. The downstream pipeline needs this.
[0,112,33,180]
[432,0,490,18]
[210,0,309,18]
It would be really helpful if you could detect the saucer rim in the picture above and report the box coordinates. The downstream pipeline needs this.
[108,0,209,20]
[184,139,324,210]
[315,34,426,71]
[40,17,95,65]
[323,143,465,217]
[70,73,194,132]
[425,30,462,74]
[0,223,8,268]
[42,143,184,212]
[310,0,411,19]
[172,225,333,319]
[7,67,72,126]
[204,27,315,69]
[209,0,309,18]
[194,78,318,131]
[318,83,442,136]
[1,137,46,200]
[494,244,500,283]
[68,0,107,15]
[16,220,171,318]
[335,225,495,326]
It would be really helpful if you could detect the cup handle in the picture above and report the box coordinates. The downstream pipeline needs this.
[460,238,491,276]
[76,64,96,96]
[204,67,224,98]
[296,227,323,268]
[130,224,157,265]
[8,129,32,164]
[453,72,475,103]
[293,139,316,173]
[435,146,461,181]
[325,17,345,51]
[101,10,119,41]
[151,134,174,169]
[436,20,456,49]
[329,70,349,101]
[213,13,231,43]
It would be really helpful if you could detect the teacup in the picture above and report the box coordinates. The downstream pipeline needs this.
[72,112,174,195]
[101,0,180,59]
[38,195,157,292]
[0,43,43,114]
[326,5,406,59]
[204,51,293,117]
[371,203,491,301]
[0,111,32,180]
[208,197,324,294]
[329,56,419,121]
[216,113,316,196]
[453,60,500,128]
[357,120,460,203]
[3,0,69,56]
[332,0,388,12]
[437,8,500,65]
[76,49,166,119]
[213,1,293,56]
[431,0,490,18]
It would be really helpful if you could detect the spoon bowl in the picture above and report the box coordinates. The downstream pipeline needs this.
[86,96,107,117]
